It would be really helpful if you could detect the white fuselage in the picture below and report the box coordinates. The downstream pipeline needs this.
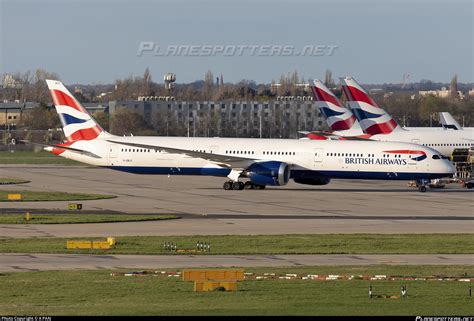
[330,127,472,157]
[368,128,473,157]
[53,135,454,181]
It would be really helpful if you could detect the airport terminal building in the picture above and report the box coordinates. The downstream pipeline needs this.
[108,99,326,138]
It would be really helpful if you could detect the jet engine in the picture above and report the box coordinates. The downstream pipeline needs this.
[247,161,290,186]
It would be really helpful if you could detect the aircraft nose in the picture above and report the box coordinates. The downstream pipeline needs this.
[444,160,455,175]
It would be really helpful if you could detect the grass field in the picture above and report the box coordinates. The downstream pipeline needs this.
[0,234,472,255]
[0,265,472,315]
[0,150,81,165]
[0,190,115,202]
[0,213,178,224]
[0,177,30,184]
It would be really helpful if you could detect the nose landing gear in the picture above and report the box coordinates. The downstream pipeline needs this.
[416,179,429,193]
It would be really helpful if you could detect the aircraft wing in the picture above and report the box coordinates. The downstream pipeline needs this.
[106,139,256,168]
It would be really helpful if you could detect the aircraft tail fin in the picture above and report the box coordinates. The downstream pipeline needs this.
[439,112,462,130]
[46,79,111,142]
[310,79,359,131]
[340,76,401,135]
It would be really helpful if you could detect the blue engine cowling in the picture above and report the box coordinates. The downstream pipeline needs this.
[247,161,290,186]
[293,177,331,186]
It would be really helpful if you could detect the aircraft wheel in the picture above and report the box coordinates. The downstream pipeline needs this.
[223,181,232,190]
[232,181,243,190]
[418,185,427,193]
[244,181,254,189]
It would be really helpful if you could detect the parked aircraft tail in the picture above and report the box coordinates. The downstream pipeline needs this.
[340,77,401,135]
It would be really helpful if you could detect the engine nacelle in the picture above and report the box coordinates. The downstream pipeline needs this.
[293,177,331,186]
[247,161,290,186]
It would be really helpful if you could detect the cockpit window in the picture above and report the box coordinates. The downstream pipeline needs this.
[432,155,441,160]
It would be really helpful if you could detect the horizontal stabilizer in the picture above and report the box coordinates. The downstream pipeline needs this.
[19,140,102,159]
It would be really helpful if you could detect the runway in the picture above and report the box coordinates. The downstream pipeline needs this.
[1,164,473,236]
[1,216,474,238]
[1,253,472,273]
[2,165,473,216]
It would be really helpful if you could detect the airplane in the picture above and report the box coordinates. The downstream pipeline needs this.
[440,112,462,130]
[410,112,474,132]
[310,80,473,135]
[439,112,474,131]
[38,79,455,192]
[308,78,473,157]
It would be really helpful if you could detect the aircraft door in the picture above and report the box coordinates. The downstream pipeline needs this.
[108,144,118,165]
[313,148,323,163]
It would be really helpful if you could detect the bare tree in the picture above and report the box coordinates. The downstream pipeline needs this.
[110,108,153,135]
[449,74,458,99]
[324,69,335,88]
[142,67,152,96]
[289,70,299,96]
[203,70,214,100]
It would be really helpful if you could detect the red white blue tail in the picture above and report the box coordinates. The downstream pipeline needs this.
[310,80,360,132]
[340,77,401,135]
[46,80,108,142]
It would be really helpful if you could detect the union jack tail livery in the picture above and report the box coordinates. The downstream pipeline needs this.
[46,80,109,142]
[340,77,401,135]
[310,79,360,132]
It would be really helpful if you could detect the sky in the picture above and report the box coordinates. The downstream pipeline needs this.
[1,0,472,85]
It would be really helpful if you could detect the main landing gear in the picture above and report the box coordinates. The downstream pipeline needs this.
[223,181,266,190]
